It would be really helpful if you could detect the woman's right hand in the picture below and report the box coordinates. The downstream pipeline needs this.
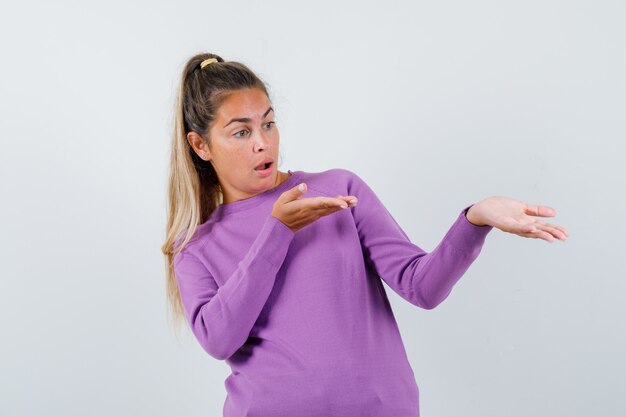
[271,182,358,233]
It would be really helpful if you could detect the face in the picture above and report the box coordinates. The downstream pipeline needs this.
[187,88,285,204]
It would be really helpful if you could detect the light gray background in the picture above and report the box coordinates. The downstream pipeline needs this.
[1,1,624,416]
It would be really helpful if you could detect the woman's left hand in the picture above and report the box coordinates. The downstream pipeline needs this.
[466,196,570,243]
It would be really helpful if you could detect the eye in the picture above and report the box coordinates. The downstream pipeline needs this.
[233,129,248,138]
[233,122,274,138]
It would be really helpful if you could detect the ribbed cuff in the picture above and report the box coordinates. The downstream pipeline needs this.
[252,214,296,267]
[443,204,493,257]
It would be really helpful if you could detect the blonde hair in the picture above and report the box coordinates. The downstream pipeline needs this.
[161,52,270,334]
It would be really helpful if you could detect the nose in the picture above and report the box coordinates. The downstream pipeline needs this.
[253,129,271,152]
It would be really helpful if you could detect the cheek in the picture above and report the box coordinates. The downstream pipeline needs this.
[216,149,247,170]
[268,132,280,148]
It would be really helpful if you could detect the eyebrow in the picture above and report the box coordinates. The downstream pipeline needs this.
[223,107,274,128]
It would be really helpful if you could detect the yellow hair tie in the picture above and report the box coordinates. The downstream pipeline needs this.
[200,58,218,69]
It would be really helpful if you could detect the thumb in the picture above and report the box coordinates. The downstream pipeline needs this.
[279,182,307,203]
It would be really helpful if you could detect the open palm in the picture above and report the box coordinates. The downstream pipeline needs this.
[470,196,569,243]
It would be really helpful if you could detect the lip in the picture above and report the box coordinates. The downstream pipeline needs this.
[254,161,274,177]
[253,157,274,171]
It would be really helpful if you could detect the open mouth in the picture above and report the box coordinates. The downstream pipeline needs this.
[255,162,272,171]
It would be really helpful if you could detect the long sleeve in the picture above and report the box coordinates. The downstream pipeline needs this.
[173,214,295,360]
[347,171,493,310]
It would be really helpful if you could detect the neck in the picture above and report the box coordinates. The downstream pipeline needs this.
[221,170,291,204]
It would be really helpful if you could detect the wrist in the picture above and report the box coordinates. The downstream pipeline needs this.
[466,204,488,226]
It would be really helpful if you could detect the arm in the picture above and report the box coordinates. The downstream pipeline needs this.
[173,214,295,359]
[347,170,493,310]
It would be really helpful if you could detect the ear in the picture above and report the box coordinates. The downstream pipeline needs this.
[186,131,212,161]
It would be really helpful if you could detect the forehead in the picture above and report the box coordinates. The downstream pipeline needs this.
[216,88,271,120]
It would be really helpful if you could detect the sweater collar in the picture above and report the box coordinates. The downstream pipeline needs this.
[212,170,303,217]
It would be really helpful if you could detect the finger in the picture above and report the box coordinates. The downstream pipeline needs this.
[308,206,345,222]
[536,220,569,236]
[335,195,358,207]
[533,220,568,240]
[314,202,353,216]
[286,197,345,215]
[535,222,567,241]
[314,197,350,210]
[278,182,307,204]
[527,225,556,243]
[519,223,537,234]
[546,223,568,240]
[525,204,556,218]
[516,223,552,241]
[334,195,359,206]
[554,224,570,237]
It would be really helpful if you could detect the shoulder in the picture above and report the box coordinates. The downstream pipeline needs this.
[172,234,200,267]
[299,167,367,194]
[172,220,219,265]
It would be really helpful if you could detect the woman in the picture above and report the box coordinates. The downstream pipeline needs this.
[161,53,569,417]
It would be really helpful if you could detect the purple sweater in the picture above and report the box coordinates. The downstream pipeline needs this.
[173,168,493,417]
